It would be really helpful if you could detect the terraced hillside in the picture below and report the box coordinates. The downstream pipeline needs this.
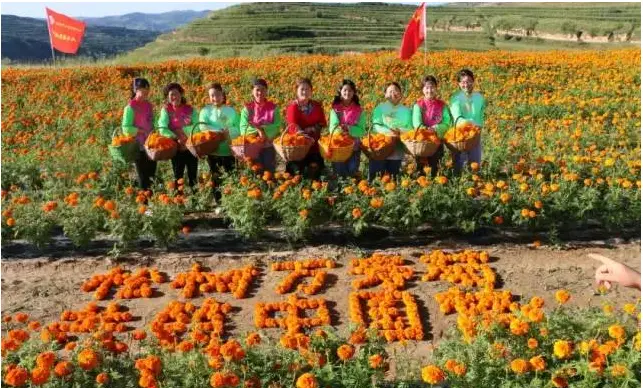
[123,2,640,61]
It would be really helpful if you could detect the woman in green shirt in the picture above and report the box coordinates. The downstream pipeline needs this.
[411,75,452,177]
[449,69,486,173]
[369,82,413,181]
[198,83,239,202]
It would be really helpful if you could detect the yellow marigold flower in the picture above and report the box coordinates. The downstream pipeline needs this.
[603,304,614,315]
[634,332,641,351]
[529,355,546,372]
[510,358,530,374]
[555,290,570,304]
[610,364,628,377]
[539,327,549,337]
[553,340,573,359]
[623,303,637,315]
[421,365,445,384]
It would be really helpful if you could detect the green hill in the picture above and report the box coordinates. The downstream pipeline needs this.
[81,10,211,32]
[122,2,640,62]
[1,15,159,63]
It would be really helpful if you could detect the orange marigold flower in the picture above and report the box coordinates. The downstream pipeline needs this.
[246,332,261,347]
[14,313,28,323]
[529,355,546,371]
[30,366,50,385]
[295,372,318,388]
[527,338,539,349]
[510,358,530,374]
[337,344,355,361]
[553,340,573,359]
[608,324,625,340]
[53,361,73,377]
[555,289,570,304]
[36,351,56,369]
[96,372,109,384]
[551,376,568,388]
[4,365,29,386]
[421,365,445,384]
[369,354,384,369]
[77,348,100,370]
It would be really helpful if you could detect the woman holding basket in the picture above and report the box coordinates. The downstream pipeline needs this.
[158,82,199,188]
[411,76,452,177]
[198,82,239,201]
[239,78,282,173]
[285,78,327,180]
[368,82,413,181]
[328,79,366,178]
[121,77,156,190]
[449,69,486,172]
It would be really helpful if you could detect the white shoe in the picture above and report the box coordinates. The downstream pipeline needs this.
[144,209,153,217]
[214,207,222,216]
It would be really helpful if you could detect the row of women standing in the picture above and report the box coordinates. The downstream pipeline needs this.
[121,70,486,199]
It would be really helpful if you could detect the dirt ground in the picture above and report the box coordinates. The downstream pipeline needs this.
[1,240,640,363]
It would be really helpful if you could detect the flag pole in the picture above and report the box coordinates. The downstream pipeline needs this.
[423,2,427,68]
[45,8,56,67]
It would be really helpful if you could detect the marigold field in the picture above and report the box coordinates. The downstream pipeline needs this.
[1,49,641,387]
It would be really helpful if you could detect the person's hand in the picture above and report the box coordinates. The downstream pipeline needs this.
[589,253,641,290]
[257,128,267,142]
[303,127,316,135]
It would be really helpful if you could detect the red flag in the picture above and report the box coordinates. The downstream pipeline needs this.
[45,8,86,54]
[399,3,426,60]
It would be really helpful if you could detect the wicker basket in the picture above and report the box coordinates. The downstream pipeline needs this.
[274,131,314,162]
[402,129,441,158]
[231,136,264,161]
[361,128,397,161]
[186,122,223,158]
[445,117,480,153]
[108,128,138,164]
[144,129,178,161]
[319,131,354,163]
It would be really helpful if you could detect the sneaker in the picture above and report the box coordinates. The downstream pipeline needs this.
[144,209,153,217]
[214,207,223,216]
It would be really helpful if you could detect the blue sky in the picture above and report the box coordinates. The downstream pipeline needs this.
[1,1,430,18]
[1,2,233,18]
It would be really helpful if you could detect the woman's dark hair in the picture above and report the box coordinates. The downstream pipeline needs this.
[131,77,150,99]
[207,82,226,104]
[457,69,475,82]
[421,75,438,88]
[163,82,187,105]
[385,82,402,94]
[252,78,268,89]
[296,77,313,90]
[332,79,360,106]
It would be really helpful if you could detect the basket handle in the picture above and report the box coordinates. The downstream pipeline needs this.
[190,121,218,144]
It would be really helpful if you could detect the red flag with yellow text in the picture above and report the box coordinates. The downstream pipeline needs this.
[399,3,426,60]
[45,8,86,54]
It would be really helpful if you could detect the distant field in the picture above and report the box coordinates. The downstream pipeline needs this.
[121,2,640,62]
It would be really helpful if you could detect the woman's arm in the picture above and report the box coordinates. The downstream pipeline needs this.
[434,105,452,138]
[157,107,176,138]
[121,105,138,136]
[349,110,366,138]
[411,103,423,129]
[263,107,281,140]
[328,109,341,134]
